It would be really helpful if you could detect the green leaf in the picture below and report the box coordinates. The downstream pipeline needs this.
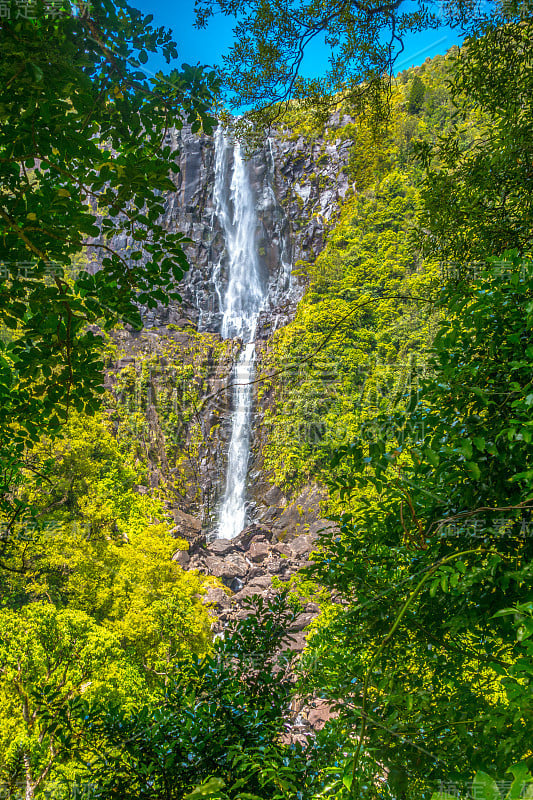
[472,771,501,800]
[430,794,459,800]
[460,440,473,459]
[183,777,226,798]
[465,461,481,479]
[507,762,532,800]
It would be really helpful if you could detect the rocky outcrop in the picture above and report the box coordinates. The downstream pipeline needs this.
[102,118,354,335]
[177,499,340,735]
[105,326,239,524]
[172,482,339,637]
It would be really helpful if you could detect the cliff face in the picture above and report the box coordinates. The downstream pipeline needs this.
[106,120,354,538]
[141,122,354,335]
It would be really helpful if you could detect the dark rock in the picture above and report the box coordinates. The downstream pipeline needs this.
[281,631,307,652]
[188,555,208,571]
[208,538,238,557]
[265,558,285,574]
[232,586,265,603]
[170,509,202,540]
[203,586,231,610]
[229,577,244,593]
[289,535,314,558]
[246,575,272,592]
[189,534,208,556]
[272,543,292,558]
[263,485,285,506]
[172,549,190,567]
[248,540,270,563]
[289,613,316,632]
[306,700,336,730]
[247,565,268,580]
[205,553,249,580]
[234,524,274,549]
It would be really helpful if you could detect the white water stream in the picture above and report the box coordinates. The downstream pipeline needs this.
[214,129,267,539]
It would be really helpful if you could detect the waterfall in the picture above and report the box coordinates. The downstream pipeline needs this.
[214,128,267,539]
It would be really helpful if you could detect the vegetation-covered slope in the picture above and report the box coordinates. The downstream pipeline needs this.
[259,53,457,495]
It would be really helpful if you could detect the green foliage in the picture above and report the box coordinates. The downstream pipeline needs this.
[0,603,126,796]
[416,20,533,262]
[303,255,533,798]
[0,0,219,536]
[0,411,211,669]
[300,22,533,799]
[407,75,426,114]
[195,0,523,135]
[0,411,213,795]
[259,60,451,491]
[69,594,335,799]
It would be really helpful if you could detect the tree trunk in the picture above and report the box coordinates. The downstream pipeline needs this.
[23,752,34,800]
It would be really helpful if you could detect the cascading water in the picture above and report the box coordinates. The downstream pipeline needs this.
[214,128,267,539]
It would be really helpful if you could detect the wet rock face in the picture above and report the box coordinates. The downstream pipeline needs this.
[135,121,354,334]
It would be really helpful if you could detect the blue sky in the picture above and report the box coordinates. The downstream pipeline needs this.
[134,0,464,86]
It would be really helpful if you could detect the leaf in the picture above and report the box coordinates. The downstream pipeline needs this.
[465,461,481,479]
[425,446,439,467]
[430,794,459,800]
[183,777,226,798]
[472,771,501,800]
[507,762,532,800]
[491,608,517,619]
[460,440,473,459]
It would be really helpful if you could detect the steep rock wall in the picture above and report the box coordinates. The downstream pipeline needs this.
[105,119,354,536]
[141,121,354,334]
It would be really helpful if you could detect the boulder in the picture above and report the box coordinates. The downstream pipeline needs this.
[265,558,285,574]
[203,586,231,610]
[204,553,249,581]
[248,540,270,563]
[272,542,292,558]
[188,555,208,571]
[234,524,273,549]
[307,700,336,730]
[170,509,202,540]
[289,535,315,558]
[246,575,272,592]
[172,549,190,567]
[289,613,316,632]
[208,538,238,557]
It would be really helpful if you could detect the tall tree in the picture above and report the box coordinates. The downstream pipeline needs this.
[0,603,124,800]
